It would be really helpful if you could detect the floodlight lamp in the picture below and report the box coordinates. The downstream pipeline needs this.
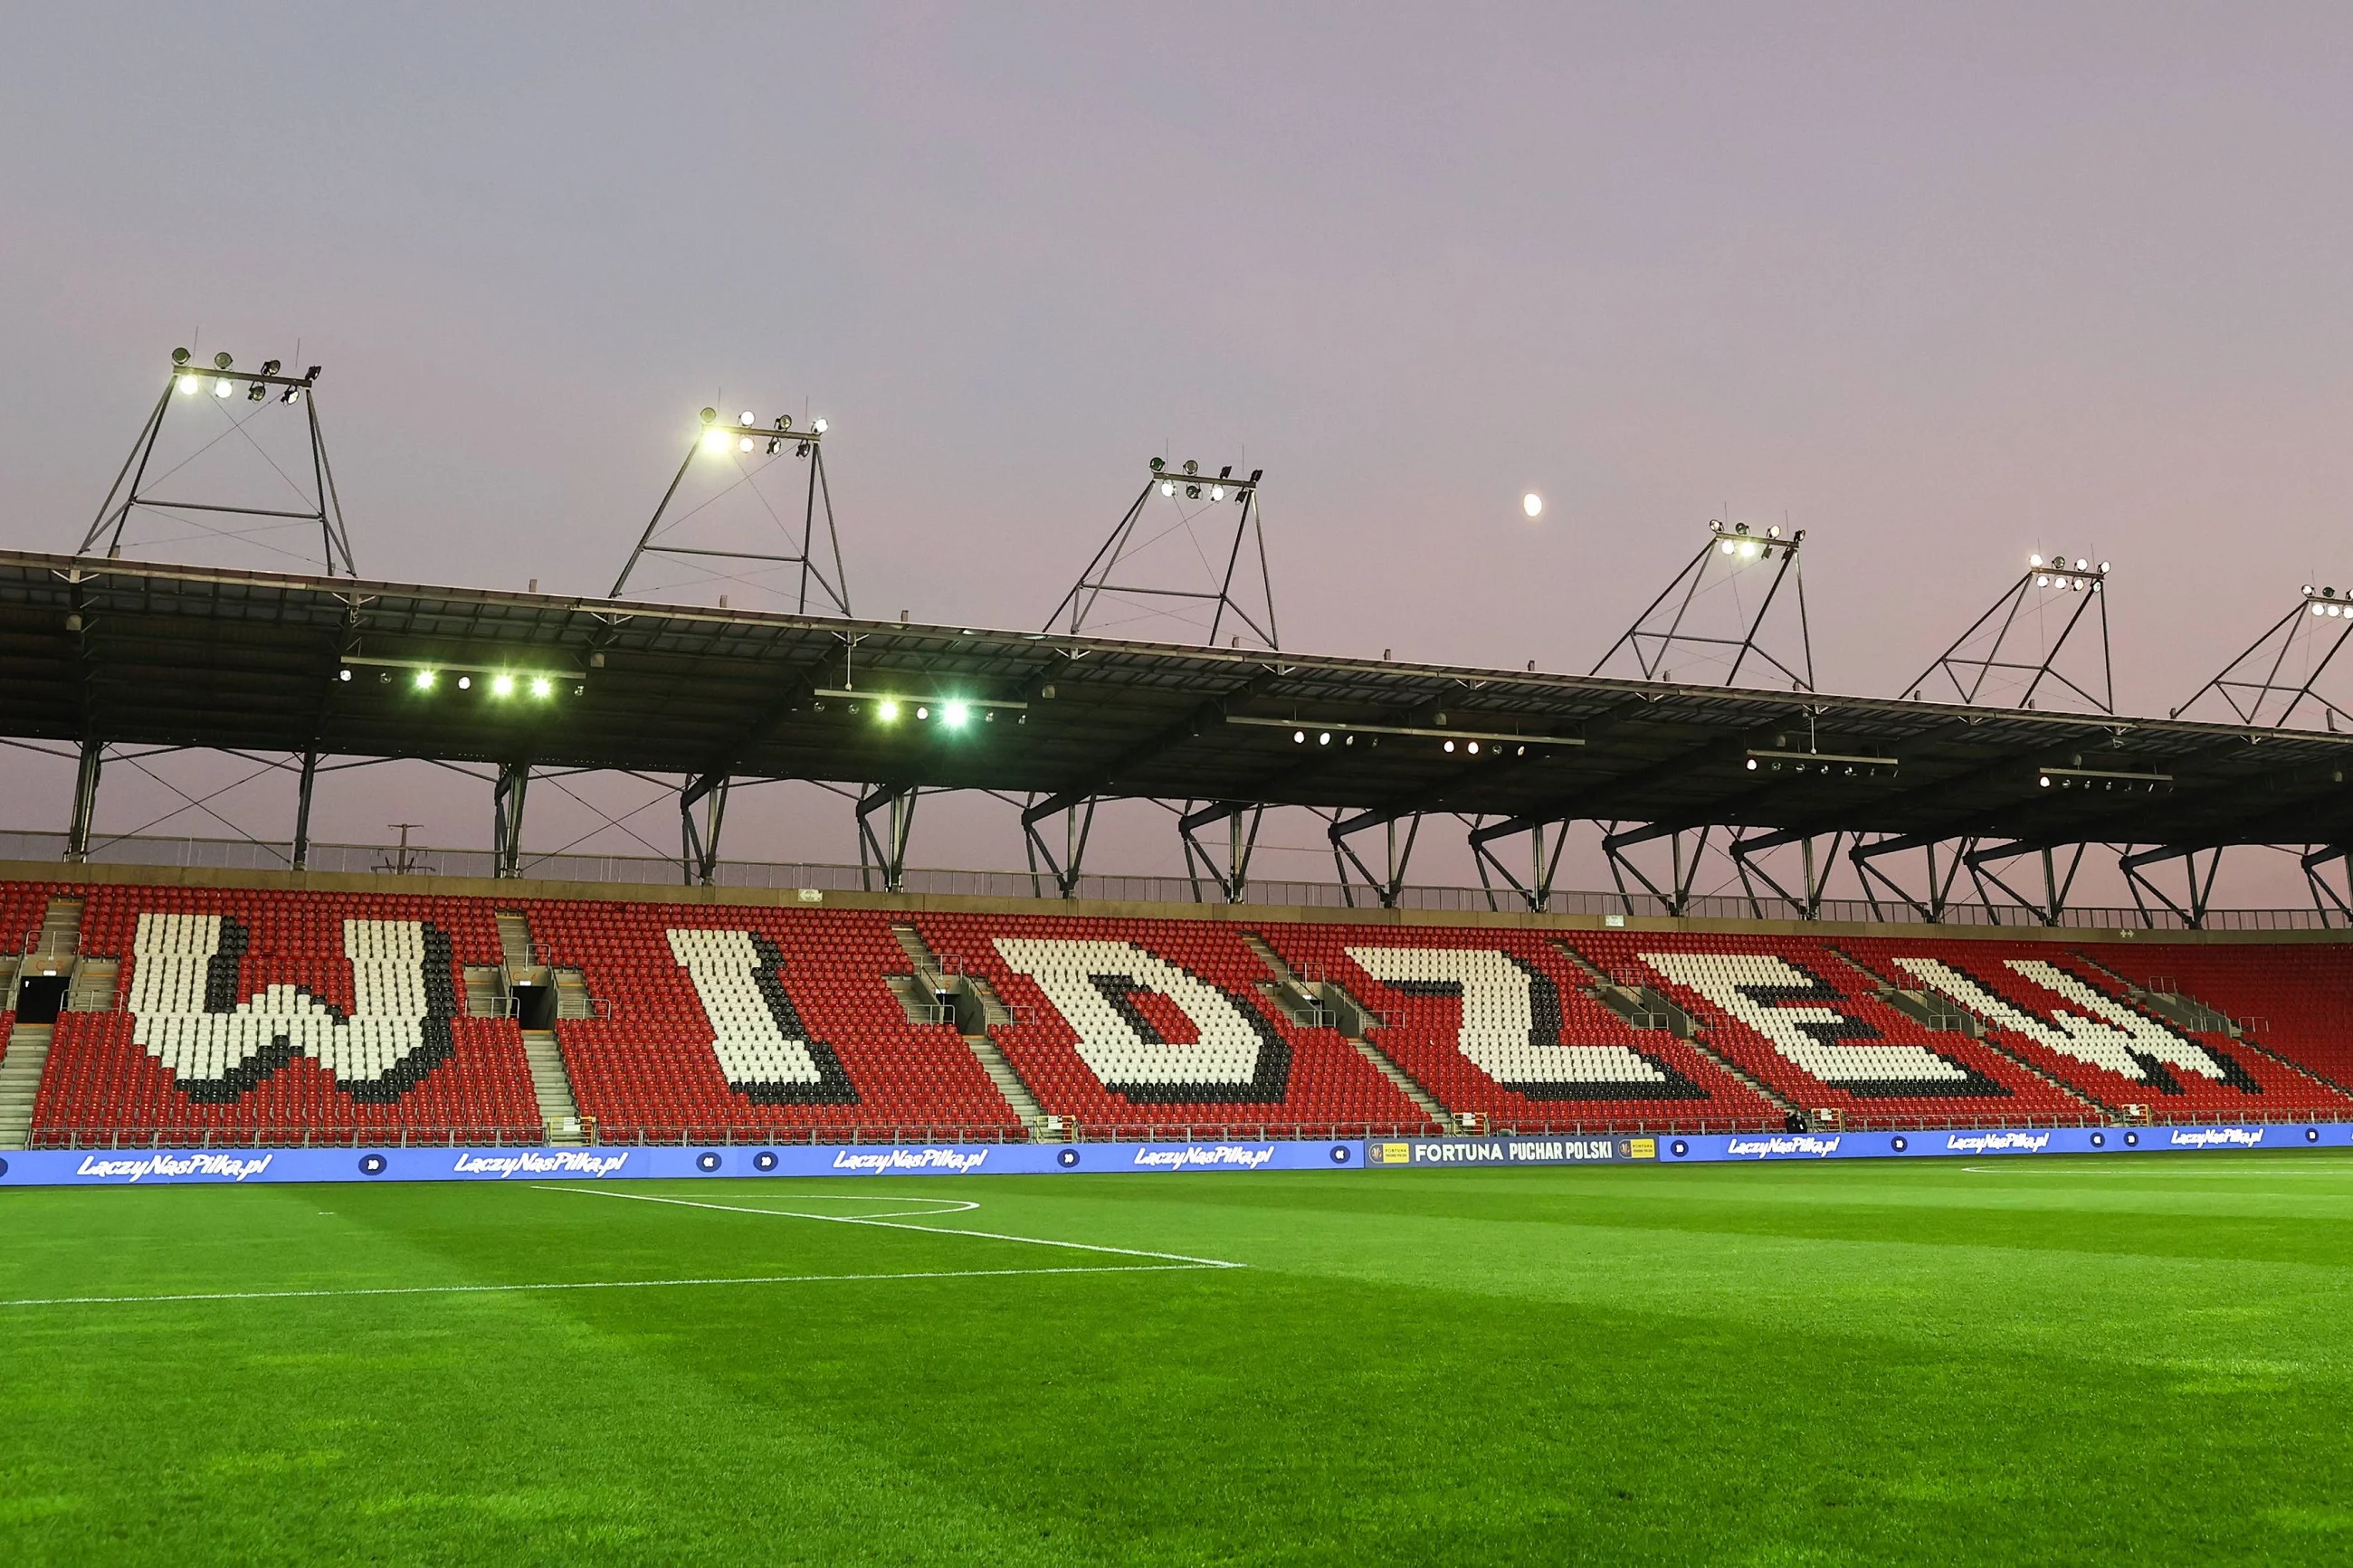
[775,415,791,432]
[491,674,515,697]
[1150,457,1166,472]
[2030,554,2043,567]
[1767,525,1780,538]
[414,670,435,689]
[281,387,301,404]
[2036,575,2051,587]
[877,699,900,721]
[261,360,281,375]
[2075,559,2088,570]
[701,427,731,454]
[766,438,783,455]
[214,352,233,370]
[214,377,235,397]
[916,705,929,720]
[171,347,192,366]
[739,436,755,452]
[811,417,826,433]
[943,701,970,727]
[530,677,552,698]
[1161,481,1175,497]
[246,382,267,402]
[1317,731,1330,746]
[1746,757,1758,770]
[1186,484,1202,500]
[1443,740,1456,753]
[177,375,200,395]
[1184,460,1198,476]
[457,676,471,690]
[1210,485,1224,501]
[338,668,352,682]
[1739,540,1760,558]
[1467,741,1481,755]
[1293,729,1306,744]
[1218,466,1233,480]
[700,407,718,424]
[1719,540,1736,555]
[1523,493,1543,518]
[1735,521,1750,534]
[2314,603,2327,616]
[740,411,755,426]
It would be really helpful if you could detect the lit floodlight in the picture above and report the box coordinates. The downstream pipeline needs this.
[1161,481,1174,497]
[338,668,352,682]
[492,674,515,696]
[2036,575,2051,587]
[878,699,900,721]
[916,705,930,720]
[740,411,755,425]
[943,701,970,727]
[2030,554,2043,567]
[739,436,755,452]
[413,670,435,689]
[457,676,471,690]
[2075,559,2088,570]
[529,676,552,698]
[1210,485,1224,501]
[1467,741,1481,755]
[812,417,827,433]
[214,377,234,397]
[2099,561,2110,572]
[1293,730,1306,743]
[1746,757,1759,770]
[1524,493,1543,518]
[177,374,200,395]
[1318,731,1330,745]
[1443,739,1456,753]
[1719,539,1736,555]
[2314,603,2327,616]
[701,427,731,454]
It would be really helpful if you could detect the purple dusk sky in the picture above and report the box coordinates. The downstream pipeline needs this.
[5,5,2350,902]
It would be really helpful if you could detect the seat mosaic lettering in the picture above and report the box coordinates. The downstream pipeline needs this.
[1347,945,1704,1099]
[129,913,456,1101]
[1642,951,2002,1096]
[993,938,1289,1101]
[1892,957,2258,1096]
[667,928,858,1104]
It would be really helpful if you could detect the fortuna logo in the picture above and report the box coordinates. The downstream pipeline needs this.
[1130,1145,1277,1170]
[73,1151,273,1183]
[829,1147,989,1174]
[450,1150,631,1178]
[2169,1127,2264,1148]
[1724,1135,1842,1158]
[1943,1132,2053,1153]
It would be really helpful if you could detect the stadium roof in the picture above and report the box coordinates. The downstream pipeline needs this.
[2,548,2348,854]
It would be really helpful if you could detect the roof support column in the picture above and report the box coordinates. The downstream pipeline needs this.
[1179,801,1262,904]
[1019,793,1092,900]
[291,751,319,872]
[680,772,729,887]
[1465,815,1566,914]
[1331,810,1423,909]
[64,740,102,864]
[492,763,530,879]
[859,784,919,895]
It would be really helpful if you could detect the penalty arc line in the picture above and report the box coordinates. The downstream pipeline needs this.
[533,1183,1247,1269]
[0,1263,1224,1310]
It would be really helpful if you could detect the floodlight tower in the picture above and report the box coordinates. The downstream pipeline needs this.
[610,405,849,615]
[1046,458,1275,650]
[80,347,354,575]
[1475,519,1815,917]
[2158,584,2353,927]
[1853,554,2117,926]
[1026,458,1275,900]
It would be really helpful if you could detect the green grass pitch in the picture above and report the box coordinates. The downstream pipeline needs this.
[5,1155,2352,1563]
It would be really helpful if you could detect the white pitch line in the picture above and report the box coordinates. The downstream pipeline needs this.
[534,1183,1246,1269]
[0,1262,1223,1310]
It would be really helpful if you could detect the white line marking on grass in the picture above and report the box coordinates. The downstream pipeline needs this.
[0,1263,1224,1310]
[533,1184,1246,1269]
[1960,1163,2353,1177]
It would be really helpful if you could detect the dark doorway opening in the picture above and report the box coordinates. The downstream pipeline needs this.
[510,984,557,1030]
[14,974,67,1024]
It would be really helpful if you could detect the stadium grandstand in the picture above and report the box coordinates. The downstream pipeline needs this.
[6,349,2353,1158]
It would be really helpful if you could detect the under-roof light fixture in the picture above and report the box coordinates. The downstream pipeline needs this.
[877,699,900,722]
[529,676,553,698]
[413,670,435,690]
[943,700,970,727]
[491,674,515,697]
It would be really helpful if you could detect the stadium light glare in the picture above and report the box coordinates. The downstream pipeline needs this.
[213,377,235,397]
[177,374,200,395]
[491,674,515,697]
[529,677,553,698]
[701,427,731,454]
[413,670,435,690]
[1523,492,1543,518]
[878,700,900,722]
[2030,555,2043,567]
[739,436,755,452]
[943,701,970,727]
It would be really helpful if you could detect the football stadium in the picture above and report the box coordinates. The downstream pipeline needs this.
[12,13,2353,1563]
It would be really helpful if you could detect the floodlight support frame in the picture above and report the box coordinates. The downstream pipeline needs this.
[1603,822,1713,917]
[1178,799,1263,904]
[1729,831,1845,921]
[611,426,850,616]
[2120,842,2226,931]
[680,771,730,886]
[1469,814,1568,914]
[64,740,103,863]
[2174,596,2353,729]
[1907,568,2113,713]
[857,784,919,894]
[1047,471,1278,651]
[1590,523,1813,691]
[491,763,531,879]
[1019,792,1096,899]
[80,362,355,576]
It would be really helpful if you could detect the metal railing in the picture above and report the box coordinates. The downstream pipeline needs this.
[1,828,2342,930]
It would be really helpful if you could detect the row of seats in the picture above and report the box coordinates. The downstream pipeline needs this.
[13,877,2353,1138]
